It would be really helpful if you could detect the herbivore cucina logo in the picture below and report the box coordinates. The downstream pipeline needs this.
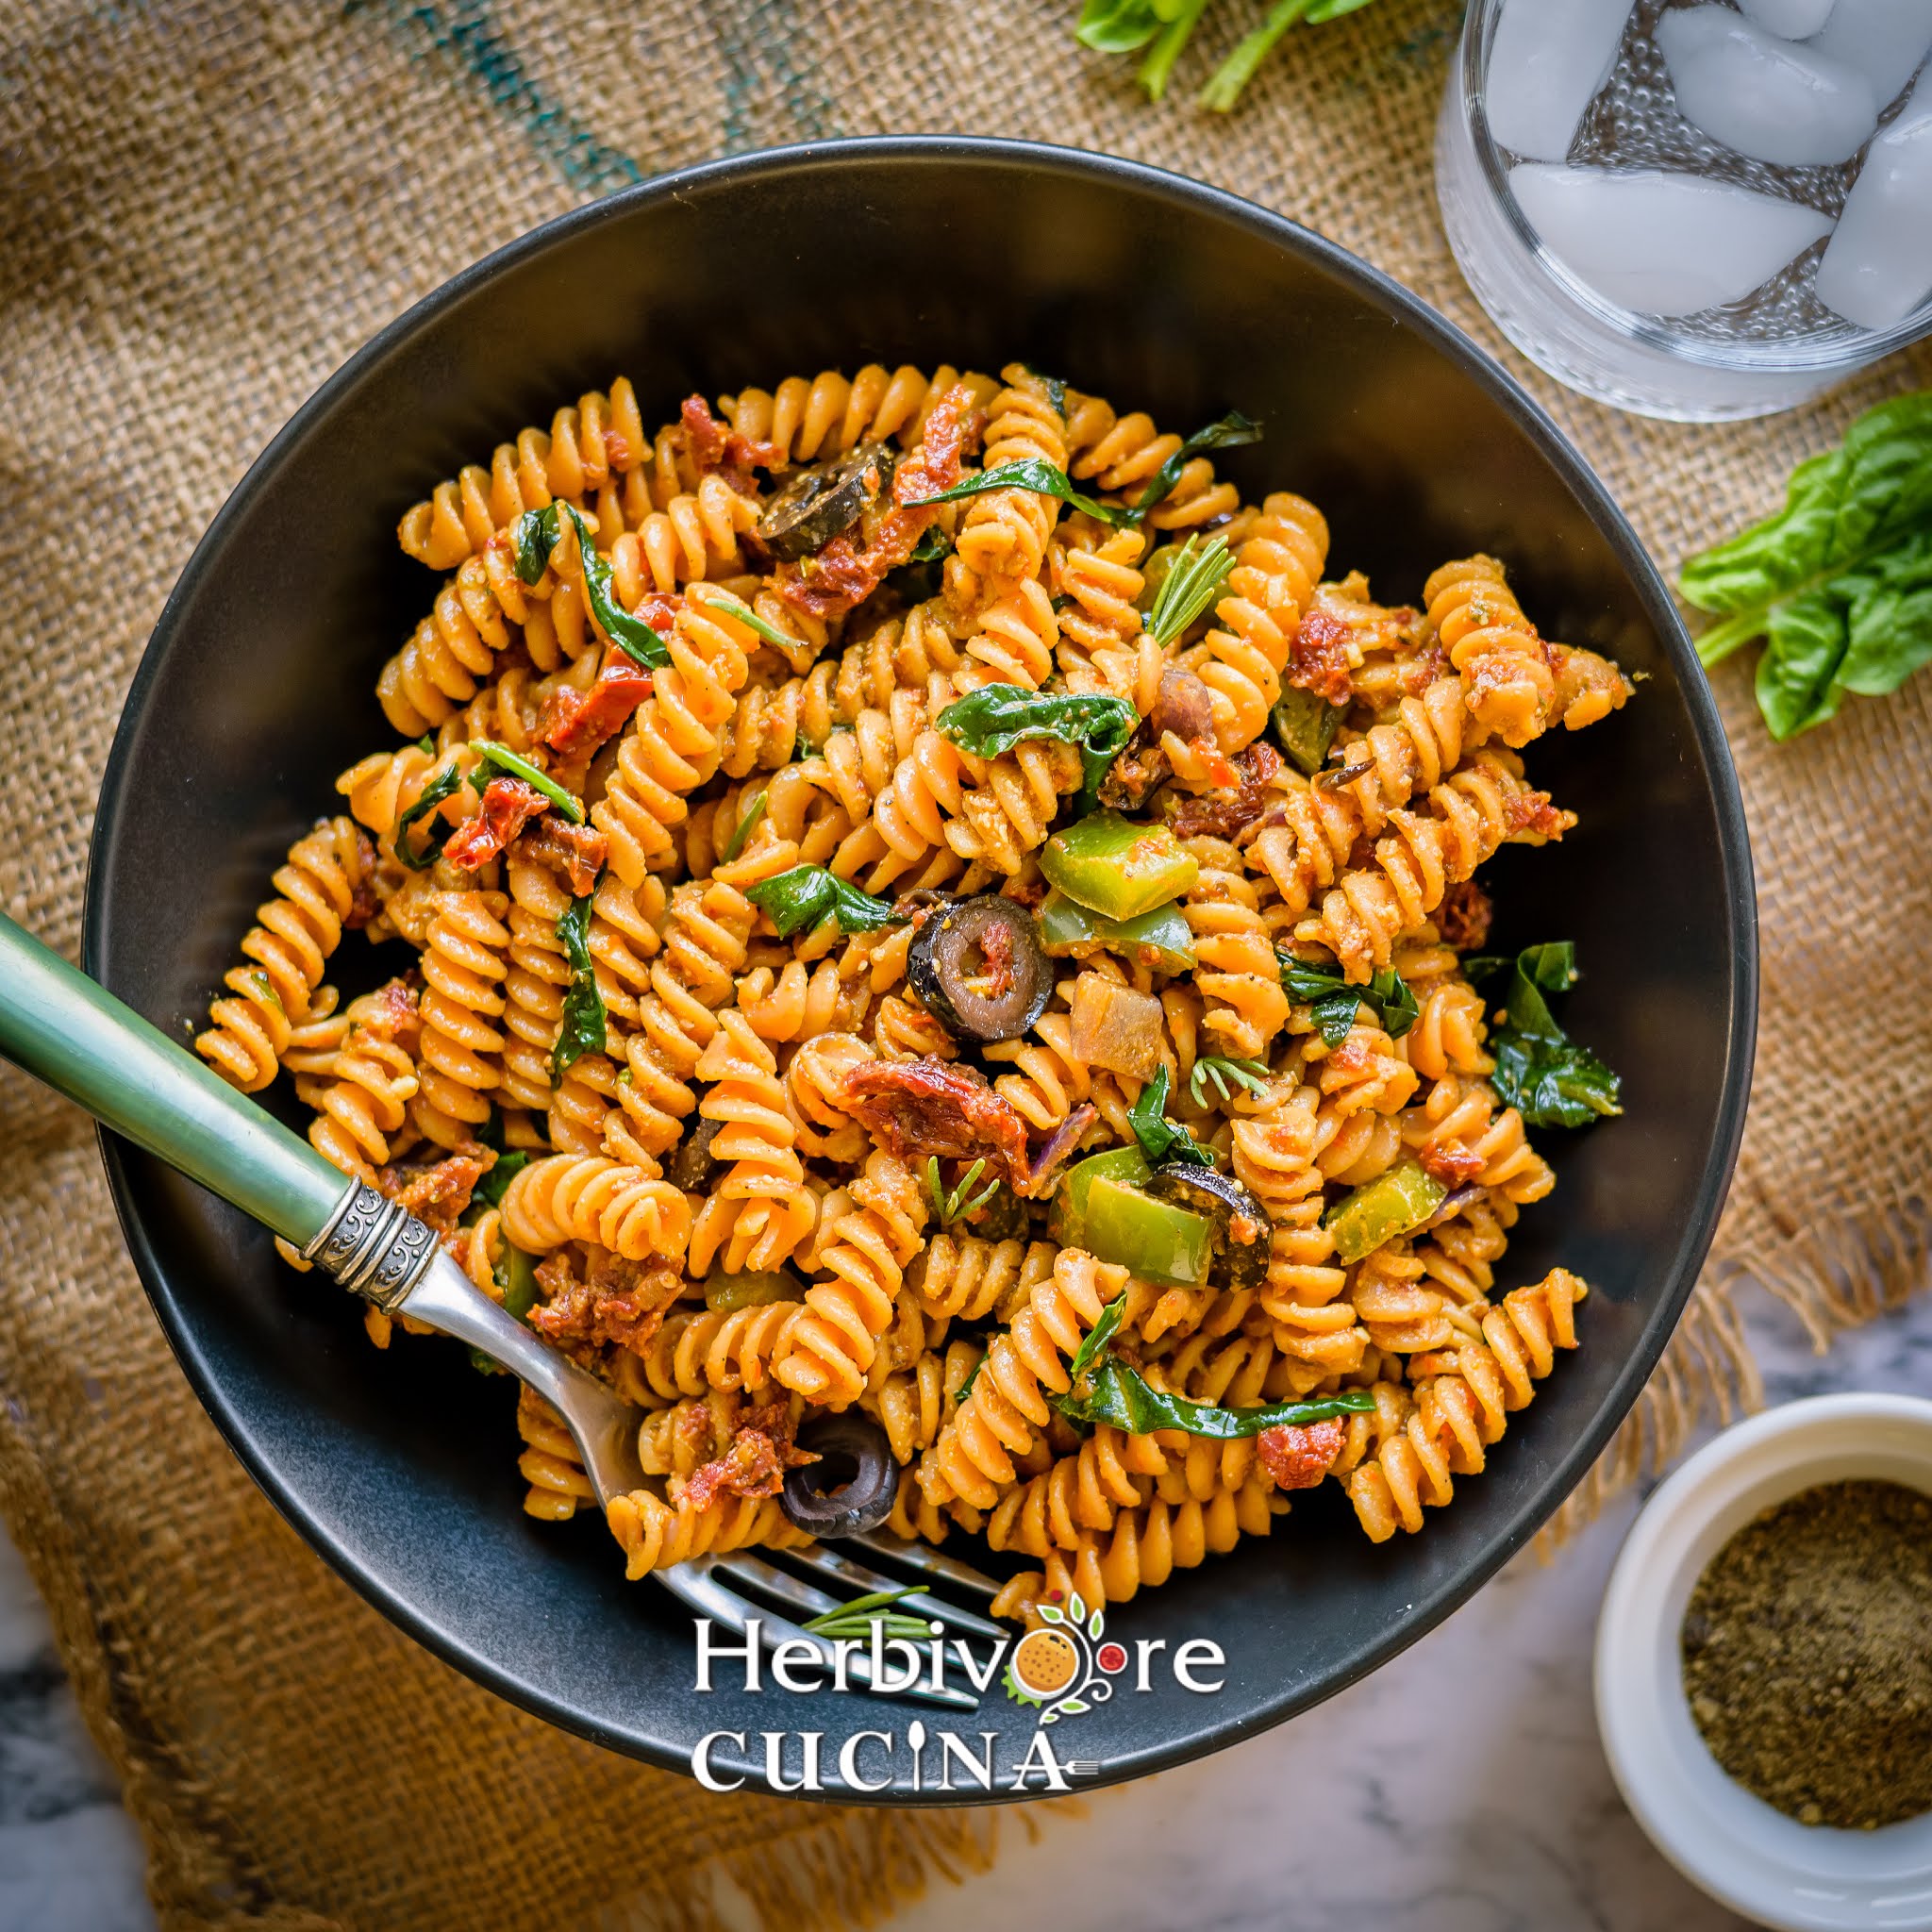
[687,1594,1227,1794]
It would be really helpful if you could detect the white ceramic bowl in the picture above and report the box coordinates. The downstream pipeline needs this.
[1596,1393,1932,1931]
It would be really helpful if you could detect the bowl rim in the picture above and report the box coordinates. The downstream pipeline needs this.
[1594,1392,1932,1928]
[81,132,1758,1793]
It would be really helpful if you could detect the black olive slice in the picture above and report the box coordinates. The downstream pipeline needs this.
[757,444,897,562]
[664,1116,723,1192]
[1144,1163,1273,1292]
[907,895,1052,1045]
[779,1412,897,1538]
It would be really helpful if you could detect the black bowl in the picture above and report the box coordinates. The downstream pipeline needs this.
[84,137,1755,1802]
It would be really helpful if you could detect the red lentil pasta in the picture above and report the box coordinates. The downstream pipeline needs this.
[193,360,1634,1622]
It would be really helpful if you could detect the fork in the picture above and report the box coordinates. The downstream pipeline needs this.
[0,913,1001,1707]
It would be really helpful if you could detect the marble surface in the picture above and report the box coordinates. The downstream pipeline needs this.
[7,1290,1930,1932]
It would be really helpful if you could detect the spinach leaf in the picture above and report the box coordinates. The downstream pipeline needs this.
[560,504,672,670]
[1127,1064,1214,1168]
[511,502,561,585]
[550,885,607,1084]
[1074,0,1165,55]
[393,763,465,871]
[1022,363,1069,420]
[1143,532,1236,647]
[744,864,907,940]
[1465,942,1622,1129]
[934,686,1138,810]
[720,788,767,864]
[1681,391,1932,740]
[695,588,796,655]
[1129,411,1262,518]
[476,1149,529,1208]
[472,740,584,824]
[1278,951,1418,1048]
[908,525,954,565]
[1057,1294,1375,1434]
[905,458,1135,528]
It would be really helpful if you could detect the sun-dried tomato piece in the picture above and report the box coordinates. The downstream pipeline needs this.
[528,1252,685,1357]
[1436,880,1493,952]
[681,1405,816,1513]
[1168,741,1284,841]
[679,394,783,496]
[1503,789,1572,841]
[1257,1417,1346,1491]
[377,1149,491,1242]
[517,817,609,898]
[839,1057,1032,1191]
[540,656,653,759]
[443,777,551,872]
[1288,607,1357,706]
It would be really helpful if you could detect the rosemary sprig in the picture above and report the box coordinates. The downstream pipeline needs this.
[1188,1055,1270,1108]
[1143,532,1236,647]
[924,1156,1002,1228]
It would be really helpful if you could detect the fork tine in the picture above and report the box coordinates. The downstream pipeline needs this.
[710,1552,842,1620]
[845,1531,1003,1596]
[787,1544,1005,1640]
[657,1560,981,1712]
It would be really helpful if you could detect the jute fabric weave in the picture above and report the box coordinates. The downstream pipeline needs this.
[1,3,1927,1926]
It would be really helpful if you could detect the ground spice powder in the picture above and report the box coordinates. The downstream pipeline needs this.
[1681,1479,1932,1829]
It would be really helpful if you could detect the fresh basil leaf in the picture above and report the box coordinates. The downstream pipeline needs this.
[1681,391,1932,739]
[511,502,561,585]
[1058,1348,1376,1437]
[1277,952,1418,1048]
[934,686,1139,810]
[744,864,907,940]
[550,885,607,1084]
[1129,411,1262,519]
[476,1149,530,1208]
[1075,0,1165,54]
[560,504,672,670]
[1137,0,1209,98]
[908,525,954,565]
[1199,0,1314,110]
[1473,942,1621,1129]
[393,763,465,871]
[905,458,1135,528]
[1127,1065,1214,1168]
[1143,533,1236,647]
[472,740,585,824]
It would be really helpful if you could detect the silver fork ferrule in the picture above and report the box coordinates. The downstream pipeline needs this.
[302,1180,440,1309]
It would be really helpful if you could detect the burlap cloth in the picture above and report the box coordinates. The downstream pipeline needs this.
[2,2,1928,1926]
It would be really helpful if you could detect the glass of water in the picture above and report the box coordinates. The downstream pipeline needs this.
[1436,0,1932,421]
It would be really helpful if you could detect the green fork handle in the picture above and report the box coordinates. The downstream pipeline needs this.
[0,912,349,1249]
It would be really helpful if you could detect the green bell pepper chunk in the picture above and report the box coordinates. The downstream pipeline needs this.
[1039,889,1196,975]
[1324,1158,1448,1265]
[1271,689,1345,777]
[1134,541,1189,614]
[705,1271,803,1314]
[498,1243,540,1323]
[1050,1145,1213,1287]
[1040,811,1199,922]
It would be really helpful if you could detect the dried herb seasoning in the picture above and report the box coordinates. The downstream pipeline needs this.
[1680,1478,1932,1829]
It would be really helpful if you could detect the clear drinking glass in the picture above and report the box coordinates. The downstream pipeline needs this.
[1436,0,1932,421]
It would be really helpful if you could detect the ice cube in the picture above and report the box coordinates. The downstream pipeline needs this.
[1486,0,1638,161]
[1816,70,1932,325]
[1658,8,1880,164]
[1739,0,1837,38]
[1509,164,1834,313]
[1808,0,1932,106]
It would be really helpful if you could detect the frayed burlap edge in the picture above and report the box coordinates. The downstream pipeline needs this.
[1543,1207,1932,1547]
